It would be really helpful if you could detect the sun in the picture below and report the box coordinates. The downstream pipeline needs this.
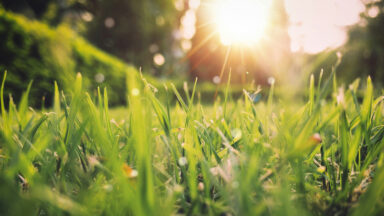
[213,0,272,46]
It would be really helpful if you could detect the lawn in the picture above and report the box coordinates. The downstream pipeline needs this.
[0,68,384,216]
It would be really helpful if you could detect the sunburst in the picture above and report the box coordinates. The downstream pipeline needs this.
[213,0,271,46]
[184,0,274,90]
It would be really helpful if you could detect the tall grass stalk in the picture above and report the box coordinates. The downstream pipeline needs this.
[0,69,383,215]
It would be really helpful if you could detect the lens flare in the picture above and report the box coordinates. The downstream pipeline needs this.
[213,0,271,46]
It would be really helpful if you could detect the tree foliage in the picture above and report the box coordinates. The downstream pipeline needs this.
[85,0,177,72]
[339,0,384,84]
[0,10,136,106]
[0,0,179,74]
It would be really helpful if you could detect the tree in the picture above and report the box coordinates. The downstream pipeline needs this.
[0,0,180,75]
[85,0,178,74]
[340,0,384,84]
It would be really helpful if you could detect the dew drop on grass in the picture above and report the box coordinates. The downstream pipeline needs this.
[178,157,188,166]
[198,182,204,191]
[311,133,322,144]
[131,88,140,96]
[123,163,138,178]
[130,170,138,178]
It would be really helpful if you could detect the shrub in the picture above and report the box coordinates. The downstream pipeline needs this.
[0,9,137,106]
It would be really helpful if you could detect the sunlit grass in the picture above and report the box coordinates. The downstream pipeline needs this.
[0,67,384,215]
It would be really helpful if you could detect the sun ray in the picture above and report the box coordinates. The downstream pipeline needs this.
[181,31,217,62]
[214,45,232,99]
[184,0,277,87]
[219,45,232,81]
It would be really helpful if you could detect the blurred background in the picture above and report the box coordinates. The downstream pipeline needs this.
[0,0,383,105]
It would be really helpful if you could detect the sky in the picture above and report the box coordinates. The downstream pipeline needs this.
[176,0,367,54]
[284,0,365,53]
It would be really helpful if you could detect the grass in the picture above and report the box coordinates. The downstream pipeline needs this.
[0,68,384,216]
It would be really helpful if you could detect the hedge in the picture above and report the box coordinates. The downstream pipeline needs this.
[0,9,137,106]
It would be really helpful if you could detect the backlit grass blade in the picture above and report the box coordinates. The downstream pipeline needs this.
[18,81,33,129]
[1,71,9,136]
[54,81,61,115]
[352,156,384,216]
[309,74,314,115]
[171,83,188,112]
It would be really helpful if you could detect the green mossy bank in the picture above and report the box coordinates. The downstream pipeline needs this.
[0,9,137,106]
